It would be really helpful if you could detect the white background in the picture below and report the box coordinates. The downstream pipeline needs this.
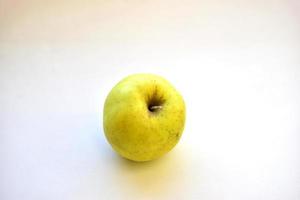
[1,0,300,199]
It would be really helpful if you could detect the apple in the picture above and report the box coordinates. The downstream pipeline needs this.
[103,74,185,162]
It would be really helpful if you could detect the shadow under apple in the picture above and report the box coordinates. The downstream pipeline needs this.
[113,147,188,198]
[73,124,189,199]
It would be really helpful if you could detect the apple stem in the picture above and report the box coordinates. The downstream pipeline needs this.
[149,105,163,112]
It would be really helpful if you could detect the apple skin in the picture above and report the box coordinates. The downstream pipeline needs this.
[103,74,185,162]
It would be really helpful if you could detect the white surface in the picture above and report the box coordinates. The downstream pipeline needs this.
[1,0,300,199]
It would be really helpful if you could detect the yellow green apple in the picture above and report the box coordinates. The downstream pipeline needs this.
[103,74,185,162]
